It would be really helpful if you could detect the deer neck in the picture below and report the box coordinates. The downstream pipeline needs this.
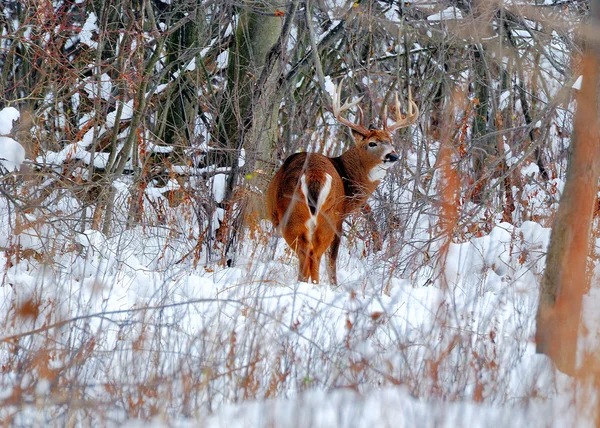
[331,147,378,212]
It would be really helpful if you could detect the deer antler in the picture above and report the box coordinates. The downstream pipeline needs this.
[383,87,419,132]
[332,80,370,136]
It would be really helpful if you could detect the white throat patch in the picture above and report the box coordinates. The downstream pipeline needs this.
[368,162,394,182]
[368,144,396,182]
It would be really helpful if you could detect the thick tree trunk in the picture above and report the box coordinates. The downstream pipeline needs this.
[208,2,288,260]
[214,3,283,173]
[535,46,600,375]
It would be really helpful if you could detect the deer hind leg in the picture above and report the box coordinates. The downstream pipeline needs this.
[295,231,324,284]
[297,249,321,284]
[309,223,336,284]
[308,250,323,284]
[299,173,334,284]
[327,224,343,285]
[298,250,311,282]
[292,234,314,283]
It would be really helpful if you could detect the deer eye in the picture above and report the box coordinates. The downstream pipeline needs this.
[368,142,377,148]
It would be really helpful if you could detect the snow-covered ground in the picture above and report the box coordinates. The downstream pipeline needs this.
[0,213,598,426]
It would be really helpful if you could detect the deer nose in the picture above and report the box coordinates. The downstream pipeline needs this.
[385,152,399,162]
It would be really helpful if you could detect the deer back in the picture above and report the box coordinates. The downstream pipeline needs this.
[267,152,345,231]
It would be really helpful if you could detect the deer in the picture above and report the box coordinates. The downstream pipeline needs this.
[266,82,419,284]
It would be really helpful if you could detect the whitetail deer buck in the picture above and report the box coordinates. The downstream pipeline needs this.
[267,82,418,284]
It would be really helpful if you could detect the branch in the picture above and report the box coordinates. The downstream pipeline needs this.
[305,0,331,107]
[503,9,567,77]
[282,19,346,87]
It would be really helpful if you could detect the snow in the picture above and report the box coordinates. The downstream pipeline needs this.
[427,7,463,21]
[36,138,107,168]
[0,107,25,171]
[83,73,113,101]
[148,143,174,154]
[324,76,338,102]
[79,12,99,48]
[145,179,180,199]
[0,136,25,171]
[499,90,511,110]
[195,385,575,428]
[0,106,19,134]
[210,173,227,203]
[521,162,540,177]
[185,57,197,72]
[1,196,597,426]
[572,75,583,90]
[106,99,135,126]
[216,51,229,70]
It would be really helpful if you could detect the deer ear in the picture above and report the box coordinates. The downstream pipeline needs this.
[351,129,366,142]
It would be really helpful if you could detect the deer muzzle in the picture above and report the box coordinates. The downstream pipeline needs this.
[384,152,399,163]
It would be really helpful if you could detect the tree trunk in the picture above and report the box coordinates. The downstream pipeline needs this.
[159,10,197,149]
[535,40,600,375]
[214,3,283,173]
[471,44,494,204]
[467,0,496,204]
